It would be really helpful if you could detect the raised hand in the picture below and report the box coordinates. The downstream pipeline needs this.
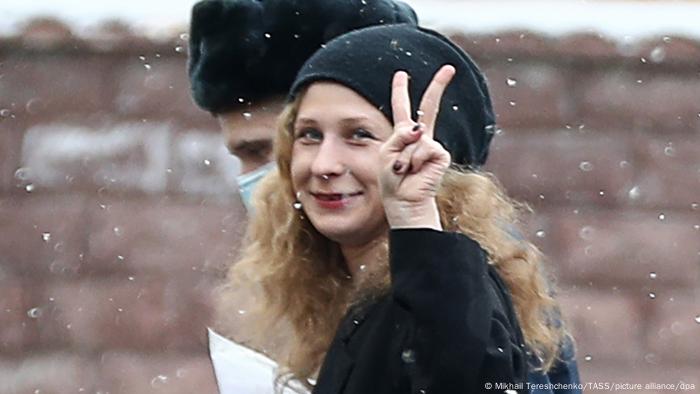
[379,65,455,230]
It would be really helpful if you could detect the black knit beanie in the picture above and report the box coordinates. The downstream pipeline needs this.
[188,0,418,114]
[289,24,496,167]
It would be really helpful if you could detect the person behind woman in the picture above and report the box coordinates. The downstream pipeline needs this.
[188,0,418,210]
[216,23,579,394]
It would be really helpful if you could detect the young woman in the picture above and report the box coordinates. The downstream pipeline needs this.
[216,24,578,393]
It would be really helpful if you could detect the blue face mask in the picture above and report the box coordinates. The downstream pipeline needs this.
[236,162,276,213]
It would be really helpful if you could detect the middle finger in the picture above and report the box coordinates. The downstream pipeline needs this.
[417,65,456,138]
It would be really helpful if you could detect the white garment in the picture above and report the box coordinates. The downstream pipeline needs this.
[207,328,310,394]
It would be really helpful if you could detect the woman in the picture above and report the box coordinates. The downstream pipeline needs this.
[217,24,576,393]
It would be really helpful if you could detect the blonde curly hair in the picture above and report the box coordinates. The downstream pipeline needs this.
[214,97,573,391]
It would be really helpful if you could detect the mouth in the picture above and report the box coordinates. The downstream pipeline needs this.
[310,191,363,201]
[309,191,363,209]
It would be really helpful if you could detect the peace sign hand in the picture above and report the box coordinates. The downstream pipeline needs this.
[379,65,455,230]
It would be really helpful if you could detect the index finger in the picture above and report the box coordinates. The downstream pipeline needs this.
[391,71,413,125]
[417,65,456,138]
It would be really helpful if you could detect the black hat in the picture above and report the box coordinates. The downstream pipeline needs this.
[289,24,496,167]
[188,0,418,114]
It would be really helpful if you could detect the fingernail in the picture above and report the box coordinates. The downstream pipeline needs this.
[392,161,404,173]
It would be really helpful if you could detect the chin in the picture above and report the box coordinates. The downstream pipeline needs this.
[313,221,361,243]
[310,216,386,246]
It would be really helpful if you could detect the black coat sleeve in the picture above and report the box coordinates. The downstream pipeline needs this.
[389,228,527,393]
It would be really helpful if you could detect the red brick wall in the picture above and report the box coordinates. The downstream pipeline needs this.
[1,21,698,394]
[467,32,700,393]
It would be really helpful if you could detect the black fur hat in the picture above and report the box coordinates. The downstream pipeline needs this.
[188,0,418,114]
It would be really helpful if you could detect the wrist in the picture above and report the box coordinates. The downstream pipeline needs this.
[385,200,442,231]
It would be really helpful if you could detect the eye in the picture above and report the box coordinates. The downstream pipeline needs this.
[350,128,377,141]
[229,139,273,160]
[295,128,322,142]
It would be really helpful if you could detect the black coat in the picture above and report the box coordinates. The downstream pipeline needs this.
[312,229,528,394]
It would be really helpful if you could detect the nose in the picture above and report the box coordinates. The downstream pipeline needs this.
[310,137,347,179]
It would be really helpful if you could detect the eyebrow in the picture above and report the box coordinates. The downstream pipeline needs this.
[228,139,273,154]
[294,116,374,127]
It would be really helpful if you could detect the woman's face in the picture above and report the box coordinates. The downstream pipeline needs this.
[290,82,394,246]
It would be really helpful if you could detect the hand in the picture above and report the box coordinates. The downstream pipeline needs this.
[379,65,455,230]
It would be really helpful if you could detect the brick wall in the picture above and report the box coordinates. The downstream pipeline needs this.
[1,20,698,394]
